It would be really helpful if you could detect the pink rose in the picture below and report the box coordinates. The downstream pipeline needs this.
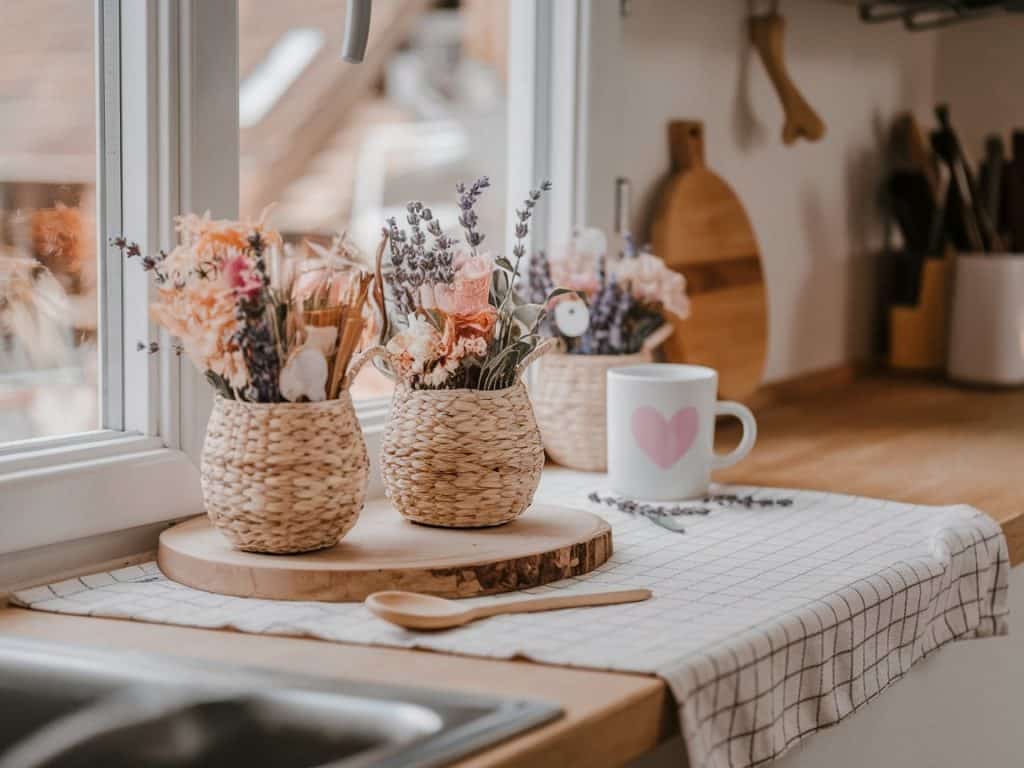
[452,250,493,281]
[435,251,493,316]
[223,254,262,300]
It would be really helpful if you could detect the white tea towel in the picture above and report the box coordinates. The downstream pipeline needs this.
[12,469,1009,768]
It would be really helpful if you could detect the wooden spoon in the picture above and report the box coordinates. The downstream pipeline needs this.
[365,589,653,631]
[749,12,825,145]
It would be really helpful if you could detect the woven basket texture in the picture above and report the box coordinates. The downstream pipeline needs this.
[381,380,545,527]
[201,394,369,554]
[532,348,654,471]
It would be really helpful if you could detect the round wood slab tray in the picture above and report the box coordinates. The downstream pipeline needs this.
[157,499,612,602]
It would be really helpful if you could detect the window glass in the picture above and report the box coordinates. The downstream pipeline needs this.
[239,0,509,400]
[0,1,99,442]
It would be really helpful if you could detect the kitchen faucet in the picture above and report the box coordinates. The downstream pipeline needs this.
[341,0,372,62]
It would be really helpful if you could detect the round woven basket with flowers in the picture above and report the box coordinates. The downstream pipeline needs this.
[201,391,368,553]
[531,325,671,472]
[115,218,377,553]
[372,177,564,527]
[376,340,554,527]
[522,230,690,472]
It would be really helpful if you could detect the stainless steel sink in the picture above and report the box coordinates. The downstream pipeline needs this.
[0,637,561,768]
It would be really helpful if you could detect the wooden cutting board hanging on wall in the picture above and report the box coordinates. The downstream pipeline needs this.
[651,120,767,401]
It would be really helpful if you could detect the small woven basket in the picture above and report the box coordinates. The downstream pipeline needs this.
[200,357,375,553]
[531,325,673,472]
[376,339,555,528]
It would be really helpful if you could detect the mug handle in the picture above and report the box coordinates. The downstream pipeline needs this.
[711,401,757,470]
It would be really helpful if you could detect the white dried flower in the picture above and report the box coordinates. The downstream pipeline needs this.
[385,314,442,378]
[304,325,338,357]
[280,345,328,402]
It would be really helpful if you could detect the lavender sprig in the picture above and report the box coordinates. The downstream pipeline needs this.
[511,180,552,264]
[524,249,554,305]
[383,220,416,316]
[456,176,491,250]
[419,206,455,283]
[498,180,552,318]
[111,236,169,284]
[384,201,460,318]
[483,180,554,385]
[588,492,709,532]
[588,491,794,534]
[579,276,633,354]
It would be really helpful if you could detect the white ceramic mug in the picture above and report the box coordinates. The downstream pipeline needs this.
[607,364,757,500]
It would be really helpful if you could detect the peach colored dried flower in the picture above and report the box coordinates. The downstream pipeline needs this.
[416,309,496,388]
[292,264,361,309]
[150,277,247,389]
[440,306,494,357]
[177,209,281,258]
[148,211,287,392]
[441,308,496,351]
[31,203,93,293]
[435,251,493,316]
[611,249,690,320]
[548,229,606,299]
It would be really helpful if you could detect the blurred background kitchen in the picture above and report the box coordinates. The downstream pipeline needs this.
[3,0,1024,442]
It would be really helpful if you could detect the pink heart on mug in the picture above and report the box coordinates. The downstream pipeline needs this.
[631,406,699,470]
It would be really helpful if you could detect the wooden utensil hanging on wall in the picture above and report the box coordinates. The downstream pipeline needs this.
[750,9,825,145]
[651,120,767,401]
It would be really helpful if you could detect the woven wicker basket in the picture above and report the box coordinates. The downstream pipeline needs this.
[376,339,555,528]
[531,325,673,472]
[201,392,369,554]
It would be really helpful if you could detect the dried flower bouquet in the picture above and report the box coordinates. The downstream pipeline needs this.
[377,177,569,391]
[523,227,689,355]
[375,178,564,528]
[114,213,373,553]
[113,213,373,403]
[525,228,690,472]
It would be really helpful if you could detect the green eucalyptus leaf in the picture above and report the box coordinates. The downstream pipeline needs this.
[495,256,515,272]
[546,287,585,303]
[491,269,510,295]
[513,303,544,329]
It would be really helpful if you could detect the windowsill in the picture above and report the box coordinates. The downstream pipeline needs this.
[0,422,386,592]
[0,444,202,557]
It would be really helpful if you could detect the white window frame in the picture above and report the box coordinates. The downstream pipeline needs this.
[1,0,601,578]
[0,0,237,561]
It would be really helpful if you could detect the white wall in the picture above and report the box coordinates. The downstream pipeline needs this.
[612,0,940,382]
[935,15,1024,163]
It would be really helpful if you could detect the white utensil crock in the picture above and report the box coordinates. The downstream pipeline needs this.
[607,364,757,501]
[948,253,1024,386]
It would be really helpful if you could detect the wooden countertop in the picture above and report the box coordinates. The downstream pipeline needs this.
[716,374,1024,565]
[0,374,1020,767]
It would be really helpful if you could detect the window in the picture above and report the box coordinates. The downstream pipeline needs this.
[238,0,512,401]
[0,2,101,445]
[0,0,218,562]
[0,0,577,571]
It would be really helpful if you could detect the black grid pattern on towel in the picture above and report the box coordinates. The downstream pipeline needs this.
[670,526,1009,768]
[11,471,1011,768]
